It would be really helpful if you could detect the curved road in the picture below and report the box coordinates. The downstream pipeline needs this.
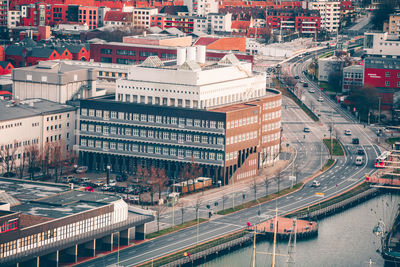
[77,53,381,267]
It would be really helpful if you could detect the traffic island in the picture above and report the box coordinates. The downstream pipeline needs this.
[323,138,344,156]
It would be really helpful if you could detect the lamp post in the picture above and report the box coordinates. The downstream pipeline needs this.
[196,207,200,245]
[106,165,111,185]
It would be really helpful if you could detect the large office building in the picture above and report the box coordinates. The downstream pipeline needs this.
[76,51,281,185]
[0,178,153,266]
[0,98,76,174]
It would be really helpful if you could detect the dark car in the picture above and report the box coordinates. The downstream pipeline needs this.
[294,75,300,79]
[352,138,359,144]
[115,186,126,193]
[116,173,128,182]
[303,82,309,87]
[357,149,365,155]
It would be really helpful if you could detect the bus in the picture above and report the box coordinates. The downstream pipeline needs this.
[375,151,391,168]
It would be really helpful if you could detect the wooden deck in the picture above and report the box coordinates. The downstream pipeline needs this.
[251,217,318,239]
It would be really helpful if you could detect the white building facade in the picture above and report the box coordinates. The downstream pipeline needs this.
[7,10,20,29]
[116,48,266,109]
[308,0,340,33]
[184,0,218,17]
[364,32,400,58]
[194,13,232,33]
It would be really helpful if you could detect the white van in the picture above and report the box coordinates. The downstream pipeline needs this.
[355,156,363,166]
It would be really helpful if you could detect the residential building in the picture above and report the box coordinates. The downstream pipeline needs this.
[194,13,232,34]
[308,0,340,33]
[184,0,218,17]
[342,64,363,93]
[363,57,400,111]
[318,56,344,82]
[89,41,253,65]
[364,32,400,58]
[0,180,153,266]
[133,8,158,29]
[97,6,110,27]
[0,98,77,173]
[104,11,133,27]
[77,54,281,185]
[7,10,20,29]
[387,12,400,35]
[151,14,196,33]
[123,33,192,47]
[12,61,99,104]
[0,62,14,75]
[77,6,98,30]
[0,0,7,30]
[340,1,356,28]
[266,8,321,35]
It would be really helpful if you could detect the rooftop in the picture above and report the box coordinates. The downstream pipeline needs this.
[0,99,76,122]
[364,57,400,70]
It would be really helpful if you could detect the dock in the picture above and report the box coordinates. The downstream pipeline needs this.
[251,217,318,240]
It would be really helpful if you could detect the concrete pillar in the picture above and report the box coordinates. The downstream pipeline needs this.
[78,239,96,257]
[19,257,39,267]
[120,228,130,246]
[102,234,114,251]
[135,224,146,240]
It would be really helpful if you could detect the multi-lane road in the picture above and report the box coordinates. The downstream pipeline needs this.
[76,49,383,266]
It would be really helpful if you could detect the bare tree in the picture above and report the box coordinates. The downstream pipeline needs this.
[16,151,27,179]
[26,144,40,180]
[51,140,65,183]
[264,177,272,197]
[148,166,158,205]
[250,177,257,200]
[0,140,18,175]
[154,204,167,232]
[41,142,52,177]
[275,172,282,196]
[222,192,228,211]
[194,196,202,221]
[179,202,185,225]
[155,168,168,201]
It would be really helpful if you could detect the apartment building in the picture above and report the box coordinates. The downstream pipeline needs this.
[364,32,400,58]
[184,0,218,17]
[194,13,232,33]
[386,12,400,35]
[133,8,158,29]
[308,0,340,33]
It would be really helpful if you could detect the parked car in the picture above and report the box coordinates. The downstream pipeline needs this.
[311,180,320,187]
[109,180,116,186]
[116,173,128,182]
[352,138,359,144]
[80,177,91,184]
[308,89,315,93]
[115,186,126,193]
[101,184,111,191]
[294,75,300,79]
[94,180,105,187]
[75,166,88,174]
[303,82,309,87]
[318,96,324,102]
[3,172,15,177]
[62,175,75,183]
[344,129,352,136]
[304,127,311,133]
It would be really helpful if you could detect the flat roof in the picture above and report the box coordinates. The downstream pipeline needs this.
[0,99,76,122]
[0,179,68,201]
[209,102,257,113]
[125,34,186,40]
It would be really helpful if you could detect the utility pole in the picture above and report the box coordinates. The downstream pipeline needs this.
[251,227,257,267]
[272,207,278,267]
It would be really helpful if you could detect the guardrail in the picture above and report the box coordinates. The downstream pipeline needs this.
[1,215,153,265]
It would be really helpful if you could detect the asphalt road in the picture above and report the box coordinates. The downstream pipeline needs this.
[76,55,381,267]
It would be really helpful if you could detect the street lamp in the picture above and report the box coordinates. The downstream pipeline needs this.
[106,165,111,185]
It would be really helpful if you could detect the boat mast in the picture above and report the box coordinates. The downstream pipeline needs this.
[272,207,278,267]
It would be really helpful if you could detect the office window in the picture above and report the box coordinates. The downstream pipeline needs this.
[111,111,117,119]
[96,110,102,117]
[386,72,390,77]
[89,109,95,116]
[386,81,390,86]
[81,108,87,116]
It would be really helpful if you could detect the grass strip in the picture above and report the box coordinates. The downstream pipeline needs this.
[319,52,333,58]
[321,158,335,171]
[138,230,247,267]
[287,182,370,218]
[217,182,304,215]
[323,138,344,156]
[275,81,319,122]
[386,137,400,146]
[146,218,208,239]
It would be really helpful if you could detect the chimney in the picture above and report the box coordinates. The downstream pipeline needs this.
[186,46,196,61]
[177,47,186,65]
[196,45,206,64]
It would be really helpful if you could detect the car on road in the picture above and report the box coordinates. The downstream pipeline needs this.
[294,75,300,79]
[94,180,105,187]
[101,184,111,191]
[61,175,75,183]
[303,82,309,87]
[344,129,352,136]
[109,179,117,186]
[352,138,359,144]
[80,177,91,184]
[308,89,315,93]
[304,127,311,133]
[311,181,320,187]
[318,96,324,102]
[75,166,88,174]
[357,148,365,155]
[355,156,364,166]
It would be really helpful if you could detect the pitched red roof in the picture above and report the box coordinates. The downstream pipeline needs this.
[194,37,218,46]
[231,20,251,30]
[104,11,133,22]
[340,1,353,10]
[0,91,11,95]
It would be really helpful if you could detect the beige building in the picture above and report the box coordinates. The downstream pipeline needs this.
[387,13,400,35]
[12,61,98,104]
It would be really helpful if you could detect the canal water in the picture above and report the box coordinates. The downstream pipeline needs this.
[200,193,400,267]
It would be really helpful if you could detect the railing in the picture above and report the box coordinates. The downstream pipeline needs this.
[0,215,153,264]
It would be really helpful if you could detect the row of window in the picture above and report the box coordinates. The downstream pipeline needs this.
[117,84,198,95]
[385,81,400,87]
[0,122,22,130]
[344,72,363,78]
[227,116,258,129]
[46,123,70,131]
[237,169,257,180]
[117,94,199,108]
[0,139,39,151]
[261,132,280,144]
[262,110,281,121]
[263,99,282,110]
[80,139,223,160]
[262,122,281,133]
[81,123,224,144]
[226,131,258,145]
[81,109,225,129]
